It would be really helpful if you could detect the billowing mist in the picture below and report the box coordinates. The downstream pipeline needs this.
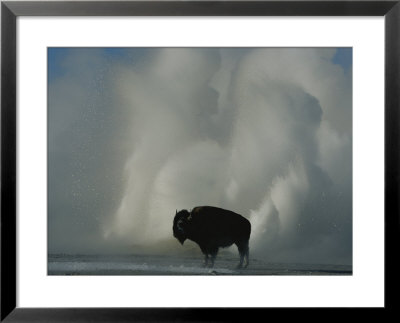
[48,48,352,265]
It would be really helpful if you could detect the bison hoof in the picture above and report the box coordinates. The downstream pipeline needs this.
[236,263,249,269]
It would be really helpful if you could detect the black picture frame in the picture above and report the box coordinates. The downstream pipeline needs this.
[1,1,399,321]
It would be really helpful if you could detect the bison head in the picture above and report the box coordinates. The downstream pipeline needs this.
[173,209,191,245]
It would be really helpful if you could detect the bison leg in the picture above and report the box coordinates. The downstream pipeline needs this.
[236,241,249,269]
[203,254,209,267]
[199,246,209,267]
[209,248,219,268]
[200,246,218,268]
[244,245,249,268]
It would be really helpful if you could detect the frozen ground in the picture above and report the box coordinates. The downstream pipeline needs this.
[48,254,352,276]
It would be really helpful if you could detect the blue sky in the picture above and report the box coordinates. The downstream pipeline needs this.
[332,47,352,70]
[48,47,353,82]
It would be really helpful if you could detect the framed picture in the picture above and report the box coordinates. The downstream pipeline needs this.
[1,0,398,321]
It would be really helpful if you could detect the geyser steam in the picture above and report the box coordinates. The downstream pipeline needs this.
[106,48,352,264]
[48,48,352,265]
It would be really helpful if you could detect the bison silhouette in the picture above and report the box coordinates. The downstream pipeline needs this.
[173,206,251,268]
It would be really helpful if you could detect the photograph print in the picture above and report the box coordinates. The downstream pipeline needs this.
[48,47,352,275]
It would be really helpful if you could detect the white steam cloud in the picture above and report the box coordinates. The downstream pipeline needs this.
[49,48,352,265]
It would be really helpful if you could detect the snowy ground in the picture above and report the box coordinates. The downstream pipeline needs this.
[48,254,352,276]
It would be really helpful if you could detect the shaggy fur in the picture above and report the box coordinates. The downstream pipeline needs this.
[173,206,251,268]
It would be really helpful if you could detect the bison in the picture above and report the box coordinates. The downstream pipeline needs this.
[173,206,251,269]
